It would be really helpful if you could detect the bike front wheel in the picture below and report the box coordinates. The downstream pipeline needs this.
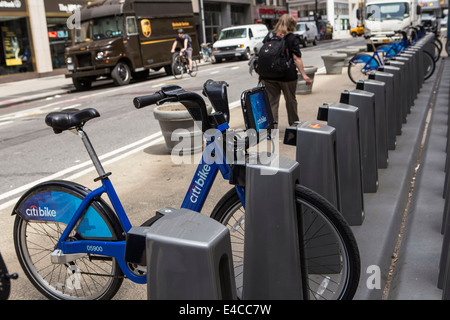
[347,53,380,84]
[423,50,436,80]
[211,185,361,300]
[172,56,184,79]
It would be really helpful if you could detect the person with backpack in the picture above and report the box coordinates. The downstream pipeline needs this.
[171,29,193,73]
[256,14,312,127]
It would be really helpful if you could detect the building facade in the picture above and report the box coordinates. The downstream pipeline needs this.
[287,0,357,38]
[0,0,88,82]
[1,0,353,82]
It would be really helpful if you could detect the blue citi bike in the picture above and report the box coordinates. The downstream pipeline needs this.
[347,29,436,84]
[12,80,360,300]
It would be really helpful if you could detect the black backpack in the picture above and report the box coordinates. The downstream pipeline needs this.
[255,33,292,78]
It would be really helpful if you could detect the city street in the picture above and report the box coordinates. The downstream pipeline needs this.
[0,36,364,300]
[0,36,363,211]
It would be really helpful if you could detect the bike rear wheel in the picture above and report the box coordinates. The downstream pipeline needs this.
[446,38,450,56]
[423,50,436,80]
[12,183,124,300]
[425,41,441,62]
[211,185,360,300]
[347,53,380,84]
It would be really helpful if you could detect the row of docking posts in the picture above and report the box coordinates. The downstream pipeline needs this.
[122,33,438,300]
[439,62,450,298]
[285,33,437,227]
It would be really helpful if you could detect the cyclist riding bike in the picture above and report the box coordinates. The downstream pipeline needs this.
[171,28,193,74]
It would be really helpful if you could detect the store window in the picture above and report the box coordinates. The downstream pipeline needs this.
[204,3,221,43]
[47,17,71,69]
[231,5,245,25]
[0,17,34,75]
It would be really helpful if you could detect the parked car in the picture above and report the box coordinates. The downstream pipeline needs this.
[212,24,268,62]
[294,22,319,47]
[350,24,364,37]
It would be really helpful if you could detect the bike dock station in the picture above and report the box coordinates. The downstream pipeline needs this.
[121,32,449,300]
[4,27,450,301]
[125,155,311,300]
[287,33,450,299]
[125,209,236,300]
[102,32,450,300]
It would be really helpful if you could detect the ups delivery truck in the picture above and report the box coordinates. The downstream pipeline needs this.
[65,0,200,90]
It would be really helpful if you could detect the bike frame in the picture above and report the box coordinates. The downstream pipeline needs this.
[360,50,384,72]
[54,123,245,284]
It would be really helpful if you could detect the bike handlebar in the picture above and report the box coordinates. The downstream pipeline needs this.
[133,92,165,109]
[134,82,271,153]
[133,85,212,132]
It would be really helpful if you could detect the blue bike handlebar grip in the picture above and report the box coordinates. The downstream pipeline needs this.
[133,92,164,109]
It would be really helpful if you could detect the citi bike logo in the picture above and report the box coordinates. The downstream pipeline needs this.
[189,164,211,203]
[25,205,56,218]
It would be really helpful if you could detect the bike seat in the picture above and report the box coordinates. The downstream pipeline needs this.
[45,108,100,134]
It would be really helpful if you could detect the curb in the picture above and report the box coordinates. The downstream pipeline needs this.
[352,58,445,299]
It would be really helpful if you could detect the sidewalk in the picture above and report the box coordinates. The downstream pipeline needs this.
[2,54,450,300]
[0,75,74,108]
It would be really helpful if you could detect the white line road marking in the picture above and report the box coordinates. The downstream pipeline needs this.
[0,121,13,127]
[0,87,241,211]
[0,132,163,210]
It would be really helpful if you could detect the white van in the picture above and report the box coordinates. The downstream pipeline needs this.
[294,22,319,47]
[212,24,269,61]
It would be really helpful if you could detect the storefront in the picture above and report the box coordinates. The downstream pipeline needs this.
[44,0,88,69]
[203,1,252,43]
[255,7,288,29]
[0,0,34,76]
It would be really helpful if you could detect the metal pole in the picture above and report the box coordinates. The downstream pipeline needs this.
[199,0,206,43]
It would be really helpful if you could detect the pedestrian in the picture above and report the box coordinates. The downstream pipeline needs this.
[171,29,193,73]
[260,14,312,127]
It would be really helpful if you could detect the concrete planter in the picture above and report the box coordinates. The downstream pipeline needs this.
[336,48,360,63]
[321,53,347,74]
[296,66,318,95]
[154,103,211,154]
[346,45,366,53]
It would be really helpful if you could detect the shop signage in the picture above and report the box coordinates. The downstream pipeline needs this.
[258,7,275,19]
[44,0,87,14]
[0,0,26,12]
[276,9,287,18]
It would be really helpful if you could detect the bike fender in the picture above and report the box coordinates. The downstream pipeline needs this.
[12,180,124,240]
[350,53,379,68]
[377,45,396,58]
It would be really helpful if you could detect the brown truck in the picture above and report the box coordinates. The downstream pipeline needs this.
[65,0,199,90]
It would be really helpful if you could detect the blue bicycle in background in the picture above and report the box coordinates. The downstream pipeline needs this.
[12,81,360,300]
[347,28,436,84]
[200,42,214,63]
